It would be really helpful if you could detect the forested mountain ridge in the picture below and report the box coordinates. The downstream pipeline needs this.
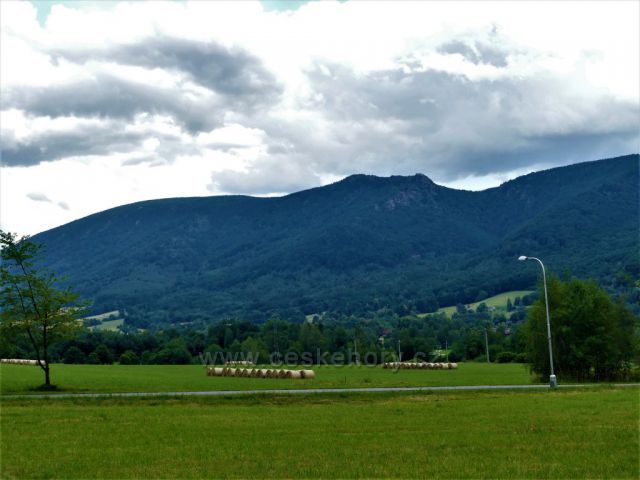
[32,154,639,326]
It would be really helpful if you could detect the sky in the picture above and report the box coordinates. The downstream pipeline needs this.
[1,1,638,236]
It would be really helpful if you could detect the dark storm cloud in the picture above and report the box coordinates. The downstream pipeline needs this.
[3,73,225,134]
[264,61,640,182]
[3,127,141,166]
[2,36,284,167]
[50,37,283,107]
[1,121,191,167]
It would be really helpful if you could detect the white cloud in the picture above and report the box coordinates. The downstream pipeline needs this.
[0,0,638,235]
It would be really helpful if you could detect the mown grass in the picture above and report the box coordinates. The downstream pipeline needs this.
[1,388,637,478]
[0,362,534,395]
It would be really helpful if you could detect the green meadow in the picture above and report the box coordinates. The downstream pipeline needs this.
[1,362,533,395]
[426,290,534,318]
[1,388,637,479]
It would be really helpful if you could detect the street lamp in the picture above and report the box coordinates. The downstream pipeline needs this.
[518,256,557,388]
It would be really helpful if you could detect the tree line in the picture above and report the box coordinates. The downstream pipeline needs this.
[1,231,638,388]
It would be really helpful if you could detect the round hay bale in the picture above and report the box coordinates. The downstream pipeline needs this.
[289,370,302,379]
[449,362,458,369]
[300,369,315,379]
[265,369,275,378]
[278,369,288,378]
[228,368,238,376]
[259,369,269,378]
[213,367,224,376]
[284,370,293,378]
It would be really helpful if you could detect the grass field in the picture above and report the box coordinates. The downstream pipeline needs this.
[0,363,534,395]
[91,318,124,331]
[426,290,534,318]
[1,388,637,478]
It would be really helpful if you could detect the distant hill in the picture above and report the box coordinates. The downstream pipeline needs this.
[32,154,639,327]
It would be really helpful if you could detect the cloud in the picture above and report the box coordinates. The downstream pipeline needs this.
[2,118,148,166]
[52,36,282,100]
[438,40,508,67]
[26,191,68,210]
[4,72,226,134]
[257,60,639,180]
[26,192,51,203]
[1,0,638,236]
[209,154,322,195]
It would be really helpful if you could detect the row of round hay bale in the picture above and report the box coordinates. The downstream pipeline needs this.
[0,358,44,366]
[382,362,458,370]
[225,361,253,366]
[206,367,316,379]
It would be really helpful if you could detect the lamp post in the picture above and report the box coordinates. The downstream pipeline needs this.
[518,256,557,388]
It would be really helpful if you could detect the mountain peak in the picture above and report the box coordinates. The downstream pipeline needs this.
[339,172,436,186]
[30,155,637,324]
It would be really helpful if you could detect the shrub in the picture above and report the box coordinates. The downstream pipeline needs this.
[496,351,516,363]
[119,350,139,365]
[514,352,528,363]
[93,344,114,364]
[63,346,86,364]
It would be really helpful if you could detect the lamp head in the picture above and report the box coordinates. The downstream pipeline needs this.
[518,256,528,261]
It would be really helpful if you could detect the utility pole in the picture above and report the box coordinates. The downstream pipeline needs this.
[398,339,402,362]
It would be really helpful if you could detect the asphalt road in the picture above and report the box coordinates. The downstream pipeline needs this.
[2,383,638,399]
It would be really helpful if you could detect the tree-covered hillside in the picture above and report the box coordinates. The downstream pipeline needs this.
[32,154,639,326]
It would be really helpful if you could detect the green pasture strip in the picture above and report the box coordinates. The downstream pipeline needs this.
[428,289,535,317]
[1,388,637,478]
[0,363,534,395]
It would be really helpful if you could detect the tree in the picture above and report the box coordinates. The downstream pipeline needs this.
[93,344,113,364]
[119,350,139,365]
[63,346,86,364]
[0,231,86,388]
[154,339,192,364]
[524,277,638,381]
